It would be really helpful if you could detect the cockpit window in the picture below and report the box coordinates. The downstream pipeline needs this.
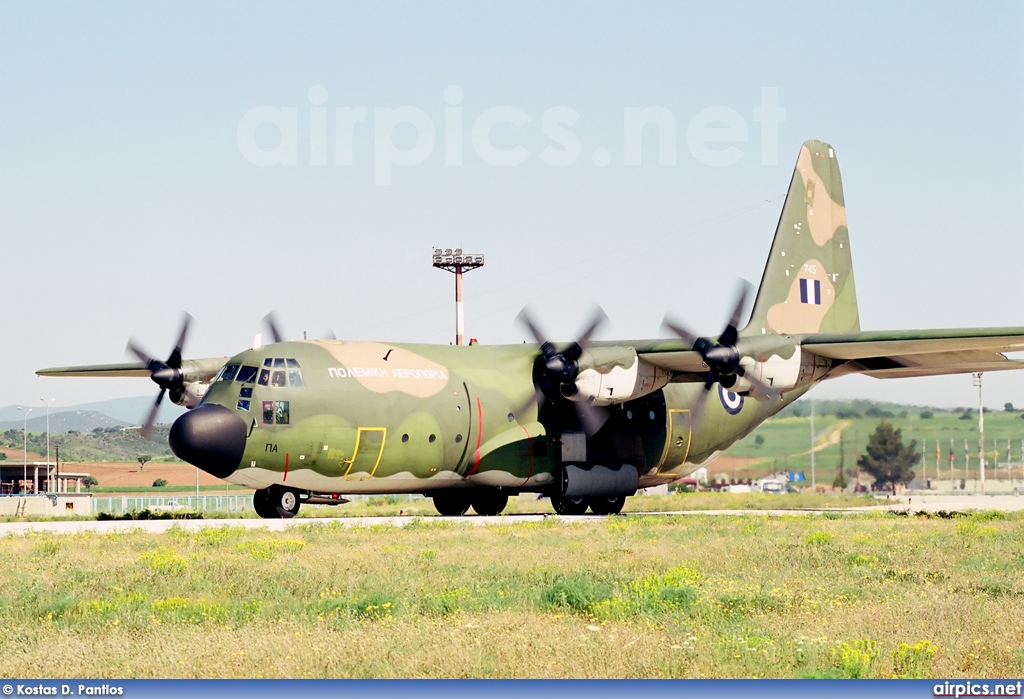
[258,369,270,386]
[288,370,304,388]
[221,365,239,382]
[275,401,290,425]
[286,358,300,368]
[236,365,259,384]
[273,358,286,369]
[271,370,287,387]
[263,358,273,367]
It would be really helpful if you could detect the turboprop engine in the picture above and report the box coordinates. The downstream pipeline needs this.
[569,347,671,406]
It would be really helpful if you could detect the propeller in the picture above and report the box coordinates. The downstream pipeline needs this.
[515,306,610,436]
[661,281,779,427]
[126,313,193,439]
[262,312,285,344]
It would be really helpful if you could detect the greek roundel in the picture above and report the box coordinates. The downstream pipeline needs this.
[799,278,821,305]
[718,384,744,415]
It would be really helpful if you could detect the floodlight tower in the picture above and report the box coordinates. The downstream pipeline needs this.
[432,248,484,345]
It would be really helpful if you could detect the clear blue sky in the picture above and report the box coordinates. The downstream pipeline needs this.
[1,1,1022,411]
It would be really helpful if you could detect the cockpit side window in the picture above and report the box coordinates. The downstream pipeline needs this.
[258,369,270,386]
[286,358,300,368]
[221,365,239,382]
[263,358,273,367]
[236,366,259,384]
[275,401,290,425]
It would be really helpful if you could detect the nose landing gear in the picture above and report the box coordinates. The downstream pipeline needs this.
[253,485,302,519]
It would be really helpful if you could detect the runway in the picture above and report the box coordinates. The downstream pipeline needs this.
[0,493,1016,537]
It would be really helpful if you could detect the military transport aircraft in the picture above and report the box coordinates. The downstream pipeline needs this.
[39,140,1024,519]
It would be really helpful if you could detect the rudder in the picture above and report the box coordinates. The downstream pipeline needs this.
[746,140,859,336]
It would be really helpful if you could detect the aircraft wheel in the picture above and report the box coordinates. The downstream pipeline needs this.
[252,488,279,519]
[270,486,300,519]
[551,495,588,516]
[471,491,508,516]
[432,492,471,516]
[588,495,626,516]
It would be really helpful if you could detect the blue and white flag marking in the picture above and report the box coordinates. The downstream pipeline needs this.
[799,278,821,305]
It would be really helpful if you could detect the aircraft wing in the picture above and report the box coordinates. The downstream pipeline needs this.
[799,328,1024,379]
[37,357,228,381]
[36,362,151,378]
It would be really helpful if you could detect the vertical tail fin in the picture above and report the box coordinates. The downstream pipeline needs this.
[746,140,859,336]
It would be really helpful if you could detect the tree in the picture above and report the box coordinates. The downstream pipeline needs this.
[754,434,765,447]
[857,420,920,492]
[0,453,6,461]
[1005,402,1016,412]
[833,435,849,489]
[82,476,98,491]
[152,478,167,487]
[137,455,151,471]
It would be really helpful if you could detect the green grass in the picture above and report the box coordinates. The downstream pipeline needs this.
[725,409,1024,481]
[2,511,1023,677]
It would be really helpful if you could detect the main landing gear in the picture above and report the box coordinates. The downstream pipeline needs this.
[551,494,626,516]
[253,485,301,519]
[431,491,626,516]
[432,490,510,516]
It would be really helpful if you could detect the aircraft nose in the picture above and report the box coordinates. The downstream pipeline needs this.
[169,404,247,479]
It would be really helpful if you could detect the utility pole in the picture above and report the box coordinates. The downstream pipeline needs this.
[809,401,816,489]
[432,248,485,346]
[973,373,985,494]
[40,398,53,492]
[17,407,32,494]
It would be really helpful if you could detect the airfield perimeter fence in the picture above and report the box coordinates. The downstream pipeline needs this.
[90,493,421,515]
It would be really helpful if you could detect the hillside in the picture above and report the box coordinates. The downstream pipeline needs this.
[0,410,127,433]
[0,425,176,463]
[719,399,1024,483]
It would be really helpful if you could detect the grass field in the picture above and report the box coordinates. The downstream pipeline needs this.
[2,510,1022,678]
[723,409,1024,483]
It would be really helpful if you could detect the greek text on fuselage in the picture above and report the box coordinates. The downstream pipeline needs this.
[327,367,448,380]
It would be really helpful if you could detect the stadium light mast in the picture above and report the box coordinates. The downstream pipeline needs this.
[432,248,485,345]
[973,372,985,494]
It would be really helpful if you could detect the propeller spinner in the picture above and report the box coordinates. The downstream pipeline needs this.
[661,281,779,427]
[515,306,610,436]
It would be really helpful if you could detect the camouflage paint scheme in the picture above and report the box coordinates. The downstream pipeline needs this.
[39,141,1024,512]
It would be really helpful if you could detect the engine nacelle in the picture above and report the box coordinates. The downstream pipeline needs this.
[570,347,671,406]
[738,347,828,394]
[172,382,209,409]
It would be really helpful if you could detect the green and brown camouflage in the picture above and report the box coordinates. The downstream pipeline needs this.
[38,140,1024,517]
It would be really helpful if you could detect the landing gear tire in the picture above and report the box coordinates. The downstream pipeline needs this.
[588,495,626,516]
[262,487,299,519]
[551,495,589,516]
[252,488,279,519]
[471,491,509,516]
[433,492,471,516]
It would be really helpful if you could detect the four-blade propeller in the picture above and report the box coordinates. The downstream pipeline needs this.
[515,306,610,436]
[662,281,779,427]
[126,312,193,439]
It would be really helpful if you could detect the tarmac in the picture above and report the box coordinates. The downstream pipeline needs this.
[0,493,1019,536]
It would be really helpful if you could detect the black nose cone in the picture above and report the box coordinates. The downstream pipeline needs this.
[169,404,247,479]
